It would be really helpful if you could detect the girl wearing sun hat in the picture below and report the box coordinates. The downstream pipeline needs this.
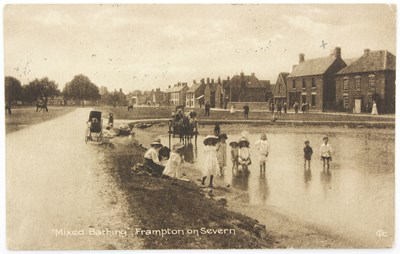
[238,137,251,172]
[202,135,219,188]
[163,142,185,179]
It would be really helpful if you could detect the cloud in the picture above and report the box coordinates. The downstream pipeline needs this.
[284,15,329,34]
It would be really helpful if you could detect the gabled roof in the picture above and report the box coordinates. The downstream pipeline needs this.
[337,50,396,75]
[272,72,289,95]
[344,58,359,66]
[187,83,203,93]
[230,74,268,88]
[165,84,187,93]
[259,80,272,92]
[287,56,337,78]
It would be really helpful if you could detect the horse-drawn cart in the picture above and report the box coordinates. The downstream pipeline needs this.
[167,106,199,147]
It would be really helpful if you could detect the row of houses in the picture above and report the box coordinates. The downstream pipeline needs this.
[131,47,395,113]
[272,47,396,113]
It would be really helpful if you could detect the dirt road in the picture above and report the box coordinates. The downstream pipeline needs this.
[6,108,141,250]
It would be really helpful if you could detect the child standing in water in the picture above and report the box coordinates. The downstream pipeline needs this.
[320,137,332,170]
[238,137,251,172]
[217,133,228,176]
[229,141,239,171]
[254,133,270,173]
[303,140,313,169]
[202,135,220,188]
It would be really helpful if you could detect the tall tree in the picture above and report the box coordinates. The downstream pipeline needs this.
[62,74,100,104]
[5,76,22,104]
[21,77,60,104]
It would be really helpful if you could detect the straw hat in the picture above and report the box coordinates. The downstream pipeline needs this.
[238,137,250,147]
[150,138,163,147]
[203,135,219,145]
[172,142,185,151]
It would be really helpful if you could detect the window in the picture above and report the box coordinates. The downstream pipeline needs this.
[302,79,306,89]
[343,78,349,91]
[355,76,361,91]
[292,80,296,89]
[343,96,349,109]
[278,84,281,93]
[368,75,375,89]
[312,78,316,88]
[311,94,316,106]
[302,95,306,103]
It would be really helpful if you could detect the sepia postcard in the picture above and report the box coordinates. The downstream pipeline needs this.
[2,3,397,252]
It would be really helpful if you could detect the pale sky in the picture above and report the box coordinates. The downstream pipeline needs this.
[4,4,397,92]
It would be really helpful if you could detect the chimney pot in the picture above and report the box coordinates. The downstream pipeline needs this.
[299,53,305,63]
[211,79,214,83]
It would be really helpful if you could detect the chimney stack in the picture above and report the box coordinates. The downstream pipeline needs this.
[227,76,230,81]
[211,78,214,83]
[299,53,305,63]
[364,48,370,54]
[207,78,210,84]
[333,47,341,59]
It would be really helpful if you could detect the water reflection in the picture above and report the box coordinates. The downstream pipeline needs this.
[181,142,196,163]
[159,129,394,245]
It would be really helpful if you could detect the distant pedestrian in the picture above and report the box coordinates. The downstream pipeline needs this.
[230,105,235,114]
[271,103,275,113]
[320,137,332,170]
[205,102,211,116]
[283,102,287,113]
[202,135,219,188]
[277,103,282,115]
[243,104,250,119]
[301,103,307,113]
[254,133,270,173]
[306,102,310,113]
[229,141,239,171]
[294,102,299,113]
[214,123,221,136]
[371,100,378,115]
[303,140,313,169]
[108,112,114,125]
[5,103,11,115]
[217,133,228,176]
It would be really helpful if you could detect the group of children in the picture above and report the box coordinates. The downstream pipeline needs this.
[143,131,333,189]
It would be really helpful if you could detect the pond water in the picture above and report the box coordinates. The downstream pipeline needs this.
[160,127,394,246]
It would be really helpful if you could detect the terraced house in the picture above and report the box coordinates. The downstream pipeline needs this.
[272,72,289,106]
[185,80,205,108]
[287,47,347,111]
[335,49,396,114]
[165,82,189,106]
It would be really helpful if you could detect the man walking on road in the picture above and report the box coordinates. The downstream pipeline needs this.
[243,104,250,119]
[205,102,211,117]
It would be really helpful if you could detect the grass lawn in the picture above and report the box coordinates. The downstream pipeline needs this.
[5,106,76,134]
[95,106,394,123]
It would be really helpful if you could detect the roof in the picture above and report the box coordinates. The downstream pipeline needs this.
[337,50,396,75]
[287,56,337,78]
[165,84,187,93]
[230,74,268,88]
[343,58,358,66]
[187,83,203,93]
[259,80,272,92]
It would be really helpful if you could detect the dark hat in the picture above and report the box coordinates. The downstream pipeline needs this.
[323,136,329,140]
[304,140,310,144]
[229,141,239,147]
[219,133,228,140]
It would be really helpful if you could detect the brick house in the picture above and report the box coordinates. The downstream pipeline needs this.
[224,72,271,104]
[272,72,289,105]
[287,47,347,111]
[165,82,189,106]
[204,77,224,108]
[335,49,396,114]
[150,88,165,106]
[186,80,205,108]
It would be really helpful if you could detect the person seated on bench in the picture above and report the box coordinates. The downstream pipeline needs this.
[143,139,165,175]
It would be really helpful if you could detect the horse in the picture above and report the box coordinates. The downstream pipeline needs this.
[36,102,48,112]
[127,105,134,111]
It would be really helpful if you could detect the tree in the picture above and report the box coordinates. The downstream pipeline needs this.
[5,76,22,104]
[21,77,60,104]
[62,74,100,104]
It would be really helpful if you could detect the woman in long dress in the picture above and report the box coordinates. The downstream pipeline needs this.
[371,101,378,115]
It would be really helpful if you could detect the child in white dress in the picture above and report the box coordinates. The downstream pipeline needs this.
[217,133,228,176]
[162,143,185,179]
[238,137,251,172]
[202,135,219,188]
[254,133,270,173]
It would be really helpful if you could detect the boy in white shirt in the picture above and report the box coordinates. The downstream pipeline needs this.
[254,133,270,173]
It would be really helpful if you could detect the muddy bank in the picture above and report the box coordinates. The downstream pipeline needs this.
[103,131,277,249]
